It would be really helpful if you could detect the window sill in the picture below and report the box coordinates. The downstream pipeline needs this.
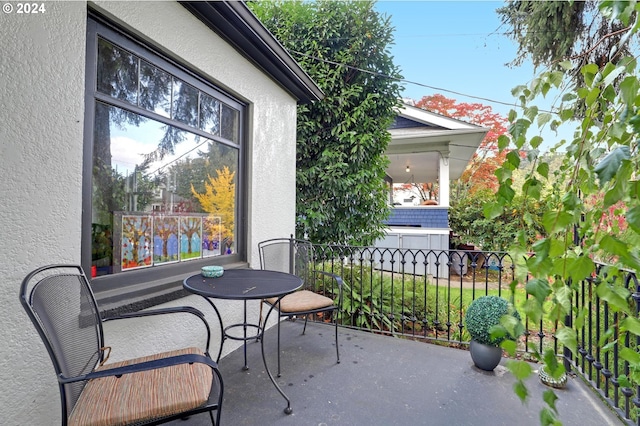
[93,259,249,318]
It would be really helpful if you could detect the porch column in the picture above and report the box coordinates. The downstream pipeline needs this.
[439,152,450,206]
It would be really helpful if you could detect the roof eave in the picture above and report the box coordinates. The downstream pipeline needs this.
[180,1,324,103]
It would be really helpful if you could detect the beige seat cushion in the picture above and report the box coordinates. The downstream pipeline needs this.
[69,347,213,426]
[266,290,334,313]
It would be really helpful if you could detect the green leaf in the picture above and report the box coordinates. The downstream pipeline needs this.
[620,317,640,337]
[603,175,626,208]
[602,64,624,87]
[523,178,541,200]
[619,76,640,106]
[498,134,511,151]
[507,359,532,380]
[599,235,640,271]
[581,63,599,86]
[506,150,521,168]
[585,87,601,106]
[502,339,517,357]
[620,346,640,364]
[627,206,640,233]
[537,113,552,128]
[567,256,596,284]
[559,108,574,121]
[537,162,549,178]
[526,278,551,304]
[497,183,516,203]
[543,349,560,374]
[529,135,543,149]
[559,60,573,70]
[483,201,503,220]
[542,389,559,413]
[596,280,630,313]
[509,119,531,145]
[542,209,574,234]
[513,380,529,402]
[617,374,632,388]
[555,327,577,354]
[594,146,631,186]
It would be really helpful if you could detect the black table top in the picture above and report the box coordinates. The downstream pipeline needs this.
[183,268,303,300]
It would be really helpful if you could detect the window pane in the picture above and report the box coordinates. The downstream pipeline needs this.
[92,101,238,275]
[199,93,220,135]
[221,103,239,142]
[172,78,198,127]
[139,61,172,118]
[96,38,138,105]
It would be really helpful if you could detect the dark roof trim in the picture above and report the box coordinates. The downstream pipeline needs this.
[180,1,323,104]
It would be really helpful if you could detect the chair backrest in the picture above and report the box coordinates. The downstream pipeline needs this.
[20,265,105,421]
[258,238,312,283]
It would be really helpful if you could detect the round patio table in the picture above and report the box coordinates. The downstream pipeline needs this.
[183,268,303,414]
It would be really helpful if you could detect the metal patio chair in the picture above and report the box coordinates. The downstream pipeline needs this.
[258,238,343,377]
[20,264,223,426]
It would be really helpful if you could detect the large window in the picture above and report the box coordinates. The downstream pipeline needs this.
[84,17,244,281]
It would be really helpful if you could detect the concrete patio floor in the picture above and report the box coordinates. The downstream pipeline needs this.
[172,321,623,426]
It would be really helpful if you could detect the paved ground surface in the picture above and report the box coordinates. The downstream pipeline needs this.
[171,321,624,426]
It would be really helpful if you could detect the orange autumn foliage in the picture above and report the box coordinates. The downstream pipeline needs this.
[415,94,509,193]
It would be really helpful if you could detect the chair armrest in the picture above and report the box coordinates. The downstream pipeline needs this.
[102,306,212,354]
[103,306,206,321]
[58,353,220,384]
[312,270,344,305]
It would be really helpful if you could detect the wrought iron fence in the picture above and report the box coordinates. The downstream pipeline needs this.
[298,239,640,424]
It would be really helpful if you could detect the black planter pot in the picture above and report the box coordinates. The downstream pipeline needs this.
[470,340,503,371]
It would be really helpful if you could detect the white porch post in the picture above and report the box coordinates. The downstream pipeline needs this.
[439,152,450,207]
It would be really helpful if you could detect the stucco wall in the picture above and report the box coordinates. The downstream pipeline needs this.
[0,2,298,424]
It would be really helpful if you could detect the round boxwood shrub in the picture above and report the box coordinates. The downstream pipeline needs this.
[464,295,521,346]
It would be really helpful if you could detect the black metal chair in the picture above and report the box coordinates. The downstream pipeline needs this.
[258,238,343,377]
[20,264,223,426]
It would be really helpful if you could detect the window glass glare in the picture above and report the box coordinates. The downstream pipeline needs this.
[97,38,138,104]
[172,78,199,127]
[91,34,243,276]
[199,93,220,135]
[92,101,238,275]
[221,103,239,142]
[96,38,240,142]
[139,61,172,118]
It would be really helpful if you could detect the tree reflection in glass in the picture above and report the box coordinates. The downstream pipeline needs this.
[92,37,240,275]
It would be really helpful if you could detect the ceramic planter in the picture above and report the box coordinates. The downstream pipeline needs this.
[470,339,503,371]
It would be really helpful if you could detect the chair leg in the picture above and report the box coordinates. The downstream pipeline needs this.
[277,315,282,377]
[335,317,340,364]
[302,315,308,335]
[257,300,264,341]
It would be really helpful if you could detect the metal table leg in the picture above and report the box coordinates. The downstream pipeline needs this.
[200,297,225,363]
[261,297,293,414]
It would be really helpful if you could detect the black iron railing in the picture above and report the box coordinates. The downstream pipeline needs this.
[299,239,639,424]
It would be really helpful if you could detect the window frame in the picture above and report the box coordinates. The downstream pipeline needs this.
[83,14,247,301]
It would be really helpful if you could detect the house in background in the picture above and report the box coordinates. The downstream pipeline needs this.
[377,103,488,277]
[0,2,321,424]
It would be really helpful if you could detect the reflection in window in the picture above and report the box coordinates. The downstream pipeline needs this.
[172,78,199,127]
[95,36,239,136]
[221,103,239,142]
[139,61,172,118]
[97,38,138,104]
[199,93,220,135]
[91,35,241,276]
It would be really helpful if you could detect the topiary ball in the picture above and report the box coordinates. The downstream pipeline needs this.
[464,295,520,346]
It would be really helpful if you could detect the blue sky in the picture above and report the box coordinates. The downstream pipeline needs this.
[374,0,570,151]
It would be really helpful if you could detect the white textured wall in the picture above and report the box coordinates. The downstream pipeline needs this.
[0,1,299,424]
[0,2,87,424]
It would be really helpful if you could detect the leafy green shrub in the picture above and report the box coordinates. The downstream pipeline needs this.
[464,296,521,346]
